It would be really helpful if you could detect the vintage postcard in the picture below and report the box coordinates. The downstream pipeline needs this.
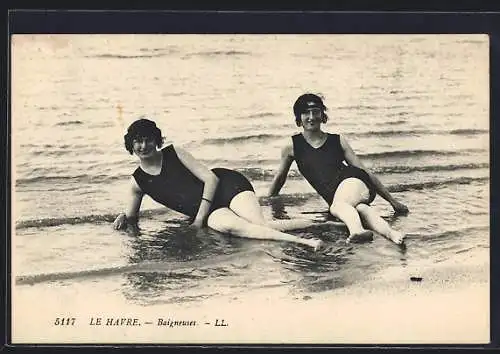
[10,33,490,344]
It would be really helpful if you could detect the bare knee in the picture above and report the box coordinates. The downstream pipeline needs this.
[329,201,354,215]
[333,178,370,205]
[355,203,370,213]
[229,191,266,225]
[207,211,239,234]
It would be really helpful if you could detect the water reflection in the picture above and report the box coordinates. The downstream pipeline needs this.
[268,197,288,219]
[121,221,261,304]
[127,220,247,263]
[120,211,412,305]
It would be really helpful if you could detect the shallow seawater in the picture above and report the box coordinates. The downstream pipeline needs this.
[12,34,489,307]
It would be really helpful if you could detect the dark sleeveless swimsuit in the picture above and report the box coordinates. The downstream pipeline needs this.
[133,145,254,220]
[292,133,376,205]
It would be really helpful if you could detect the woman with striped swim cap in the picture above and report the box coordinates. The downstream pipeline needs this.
[268,94,409,244]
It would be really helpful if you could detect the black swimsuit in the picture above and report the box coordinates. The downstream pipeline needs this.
[292,133,376,205]
[133,145,254,219]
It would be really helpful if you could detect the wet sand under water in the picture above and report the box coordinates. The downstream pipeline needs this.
[13,248,488,344]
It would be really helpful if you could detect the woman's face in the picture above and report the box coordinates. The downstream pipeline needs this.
[132,135,158,158]
[300,107,323,131]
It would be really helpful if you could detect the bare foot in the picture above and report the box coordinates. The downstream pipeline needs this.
[388,230,406,245]
[309,238,326,252]
[346,230,374,244]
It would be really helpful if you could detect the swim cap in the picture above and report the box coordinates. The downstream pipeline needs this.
[293,93,328,125]
[293,93,326,117]
[124,118,163,154]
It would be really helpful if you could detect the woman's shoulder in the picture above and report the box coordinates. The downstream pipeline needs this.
[282,140,295,158]
[291,133,303,143]
[326,132,343,144]
[168,144,191,159]
[160,143,176,158]
[161,143,174,152]
[129,174,144,194]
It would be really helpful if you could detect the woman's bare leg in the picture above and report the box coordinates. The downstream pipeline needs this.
[329,178,373,243]
[206,207,323,250]
[228,191,325,231]
[356,204,405,244]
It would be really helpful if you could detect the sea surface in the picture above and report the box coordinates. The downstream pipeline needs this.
[12,35,489,306]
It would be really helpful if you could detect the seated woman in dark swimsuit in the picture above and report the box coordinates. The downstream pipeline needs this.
[268,94,409,244]
[113,118,324,250]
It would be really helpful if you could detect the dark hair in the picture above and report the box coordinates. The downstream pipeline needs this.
[124,118,163,154]
[293,93,329,127]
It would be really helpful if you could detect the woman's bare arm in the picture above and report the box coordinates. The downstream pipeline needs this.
[268,144,294,197]
[113,176,144,232]
[175,146,219,227]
